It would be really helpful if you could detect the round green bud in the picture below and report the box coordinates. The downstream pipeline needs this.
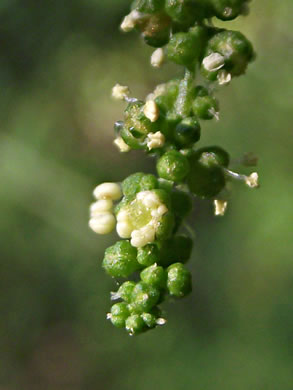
[211,0,247,21]
[137,244,160,267]
[167,263,192,297]
[109,302,130,328]
[195,146,230,168]
[122,173,158,198]
[186,157,226,198]
[192,95,219,120]
[166,31,203,67]
[158,235,193,267]
[141,312,157,328]
[116,281,136,302]
[165,0,208,27]
[170,190,193,218]
[156,211,175,240]
[157,150,190,182]
[129,281,161,313]
[142,13,171,47]
[102,241,139,278]
[140,264,167,289]
[174,117,201,147]
[125,314,146,335]
[132,0,165,13]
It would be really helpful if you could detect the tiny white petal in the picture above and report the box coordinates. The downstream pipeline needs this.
[116,209,129,222]
[112,84,130,100]
[218,70,232,85]
[214,200,228,216]
[245,172,259,188]
[120,10,146,32]
[93,182,122,200]
[89,213,116,235]
[146,131,165,150]
[143,100,159,122]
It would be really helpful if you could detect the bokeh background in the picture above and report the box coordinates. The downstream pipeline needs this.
[0,1,293,389]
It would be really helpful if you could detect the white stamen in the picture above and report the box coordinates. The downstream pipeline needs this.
[151,48,165,68]
[120,10,145,32]
[112,84,130,100]
[203,53,225,72]
[89,213,116,234]
[113,137,131,152]
[90,200,113,215]
[214,199,228,216]
[116,221,132,238]
[245,172,259,188]
[146,131,165,150]
[143,100,159,122]
[93,182,122,201]
[156,318,166,326]
[218,70,232,85]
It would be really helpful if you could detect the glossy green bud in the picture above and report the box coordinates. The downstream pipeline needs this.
[165,0,208,27]
[116,281,136,302]
[159,235,193,267]
[192,95,219,120]
[137,244,160,267]
[109,302,130,328]
[174,117,201,147]
[156,211,175,240]
[142,13,171,47]
[132,0,165,13]
[170,190,193,218]
[129,281,161,313]
[211,0,248,20]
[195,146,230,168]
[167,263,192,297]
[125,314,146,335]
[141,312,157,328]
[157,150,190,182]
[186,150,226,198]
[140,263,167,289]
[102,241,139,278]
[154,80,180,114]
[166,28,205,67]
[122,172,158,198]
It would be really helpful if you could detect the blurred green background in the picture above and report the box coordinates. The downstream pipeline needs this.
[0,1,293,389]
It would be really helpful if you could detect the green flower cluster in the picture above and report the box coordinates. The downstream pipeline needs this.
[89,0,259,335]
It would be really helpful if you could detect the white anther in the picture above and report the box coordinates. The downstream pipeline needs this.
[203,53,225,72]
[113,137,131,152]
[217,70,232,85]
[245,172,259,188]
[156,318,167,326]
[106,313,112,320]
[131,225,155,248]
[140,191,160,208]
[90,200,113,216]
[146,131,165,150]
[214,200,228,216]
[151,48,165,68]
[223,7,233,17]
[120,10,145,32]
[89,213,116,235]
[157,204,168,216]
[116,209,129,222]
[93,182,122,200]
[143,100,159,122]
[116,221,132,238]
[112,84,130,100]
[208,108,220,121]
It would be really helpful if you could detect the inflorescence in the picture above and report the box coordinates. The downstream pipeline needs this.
[89,0,259,336]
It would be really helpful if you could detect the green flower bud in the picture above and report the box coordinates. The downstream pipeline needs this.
[141,13,171,47]
[211,0,248,21]
[140,263,167,289]
[137,243,160,267]
[109,302,130,328]
[165,0,209,27]
[116,281,136,302]
[192,94,219,120]
[201,30,254,81]
[129,281,161,313]
[195,146,230,168]
[167,263,192,297]
[158,235,193,267]
[122,173,158,198]
[156,211,175,240]
[157,150,190,182]
[173,117,201,147]
[166,27,206,67]
[102,240,139,278]
[170,189,193,218]
[186,150,226,198]
[141,312,157,328]
[125,314,146,335]
[132,0,165,13]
